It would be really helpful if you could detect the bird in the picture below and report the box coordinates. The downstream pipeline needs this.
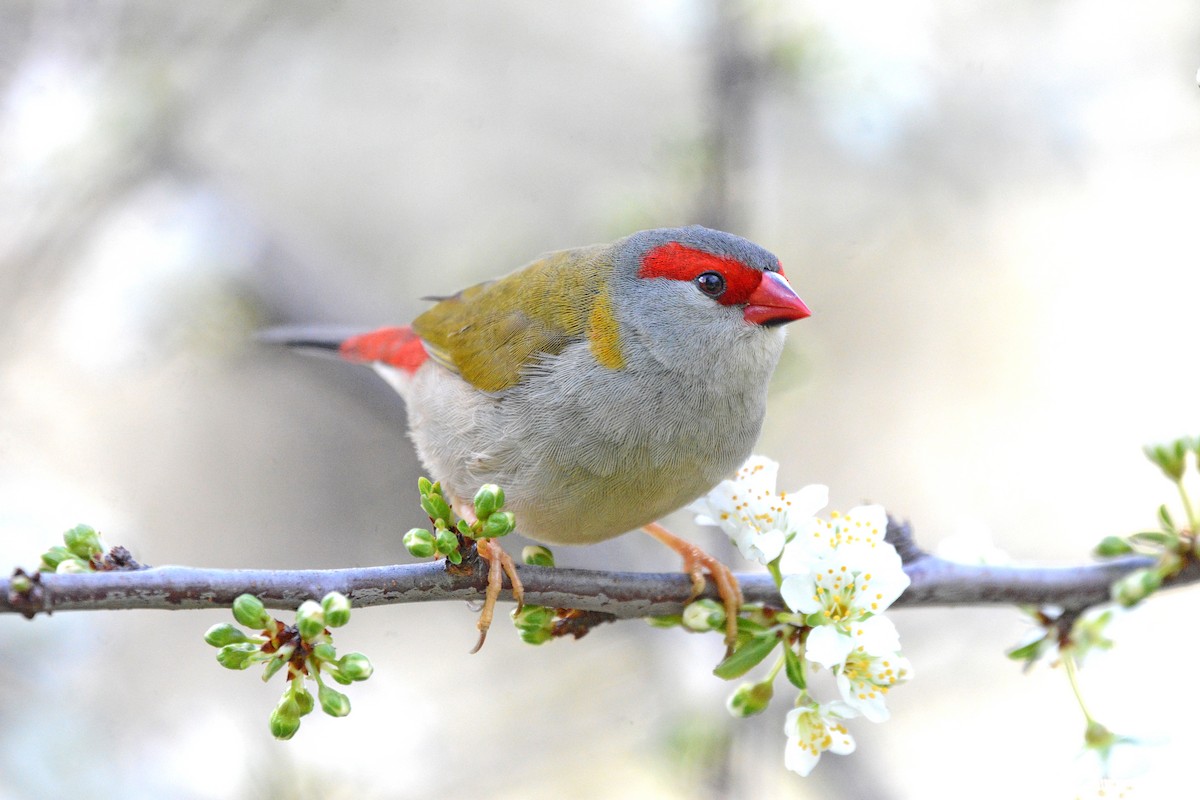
[264,225,810,650]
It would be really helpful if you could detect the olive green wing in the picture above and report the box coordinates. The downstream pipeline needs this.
[412,244,620,392]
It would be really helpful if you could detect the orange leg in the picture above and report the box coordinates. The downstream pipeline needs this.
[469,537,525,654]
[643,522,743,649]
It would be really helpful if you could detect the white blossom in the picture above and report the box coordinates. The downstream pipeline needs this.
[783,700,857,776]
[689,456,828,565]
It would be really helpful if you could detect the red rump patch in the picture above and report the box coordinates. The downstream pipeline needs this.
[638,242,764,306]
[339,326,428,373]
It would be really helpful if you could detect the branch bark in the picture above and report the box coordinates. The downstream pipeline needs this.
[4,547,1195,620]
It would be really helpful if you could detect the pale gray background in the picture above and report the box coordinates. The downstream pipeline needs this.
[2,1,1198,798]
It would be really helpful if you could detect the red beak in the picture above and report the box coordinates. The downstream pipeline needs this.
[744,272,811,326]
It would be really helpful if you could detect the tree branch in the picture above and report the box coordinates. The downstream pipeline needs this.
[4,543,1196,620]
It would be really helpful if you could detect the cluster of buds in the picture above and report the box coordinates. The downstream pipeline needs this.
[1094,436,1200,607]
[35,524,141,574]
[204,591,373,740]
[402,479,515,564]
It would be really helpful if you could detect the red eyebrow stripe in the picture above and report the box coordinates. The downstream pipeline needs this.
[638,242,764,306]
[339,326,429,373]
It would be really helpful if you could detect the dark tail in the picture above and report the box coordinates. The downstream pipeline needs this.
[256,325,366,358]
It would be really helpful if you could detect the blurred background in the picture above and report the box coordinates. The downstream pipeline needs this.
[1,1,1198,797]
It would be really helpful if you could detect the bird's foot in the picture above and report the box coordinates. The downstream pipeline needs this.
[469,537,524,654]
[642,521,743,651]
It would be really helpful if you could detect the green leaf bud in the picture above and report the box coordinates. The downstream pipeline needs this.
[726,681,774,717]
[318,684,351,717]
[417,476,433,496]
[216,642,259,670]
[481,511,515,538]
[39,545,74,572]
[321,592,352,627]
[63,524,103,559]
[435,528,460,555]
[420,493,452,524]
[338,652,374,681]
[1144,441,1188,482]
[233,594,273,629]
[1129,530,1179,548]
[681,598,726,632]
[444,549,463,565]
[521,545,555,567]
[204,623,251,648]
[295,600,326,641]
[261,653,288,682]
[1158,504,1176,533]
[269,706,301,740]
[1093,536,1134,558]
[1005,636,1049,662]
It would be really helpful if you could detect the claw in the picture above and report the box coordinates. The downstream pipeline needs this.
[469,537,525,654]
[643,522,743,650]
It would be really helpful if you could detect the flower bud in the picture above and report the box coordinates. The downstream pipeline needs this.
[311,643,337,663]
[269,706,301,740]
[473,484,505,519]
[233,594,273,629]
[726,681,774,717]
[682,598,726,632]
[338,652,374,681]
[292,686,315,716]
[521,545,555,568]
[403,528,437,558]
[55,558,91,574]
[518,628,553,645]
[435,528,460,556]
[296,600,326,641]
[319,684,352,717]
[216,642,259,670]
[1112,568,1162,607]
[511,605,554,631]
[205,623,251,648]
[1093,536,1133,557]
[481,511,516,538]
[321,592,352,627]
[63,524,103,559]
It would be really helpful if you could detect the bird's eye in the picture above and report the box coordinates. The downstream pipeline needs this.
[694,271,726,298]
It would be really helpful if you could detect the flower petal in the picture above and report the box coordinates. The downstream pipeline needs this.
[805,624,854,669]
